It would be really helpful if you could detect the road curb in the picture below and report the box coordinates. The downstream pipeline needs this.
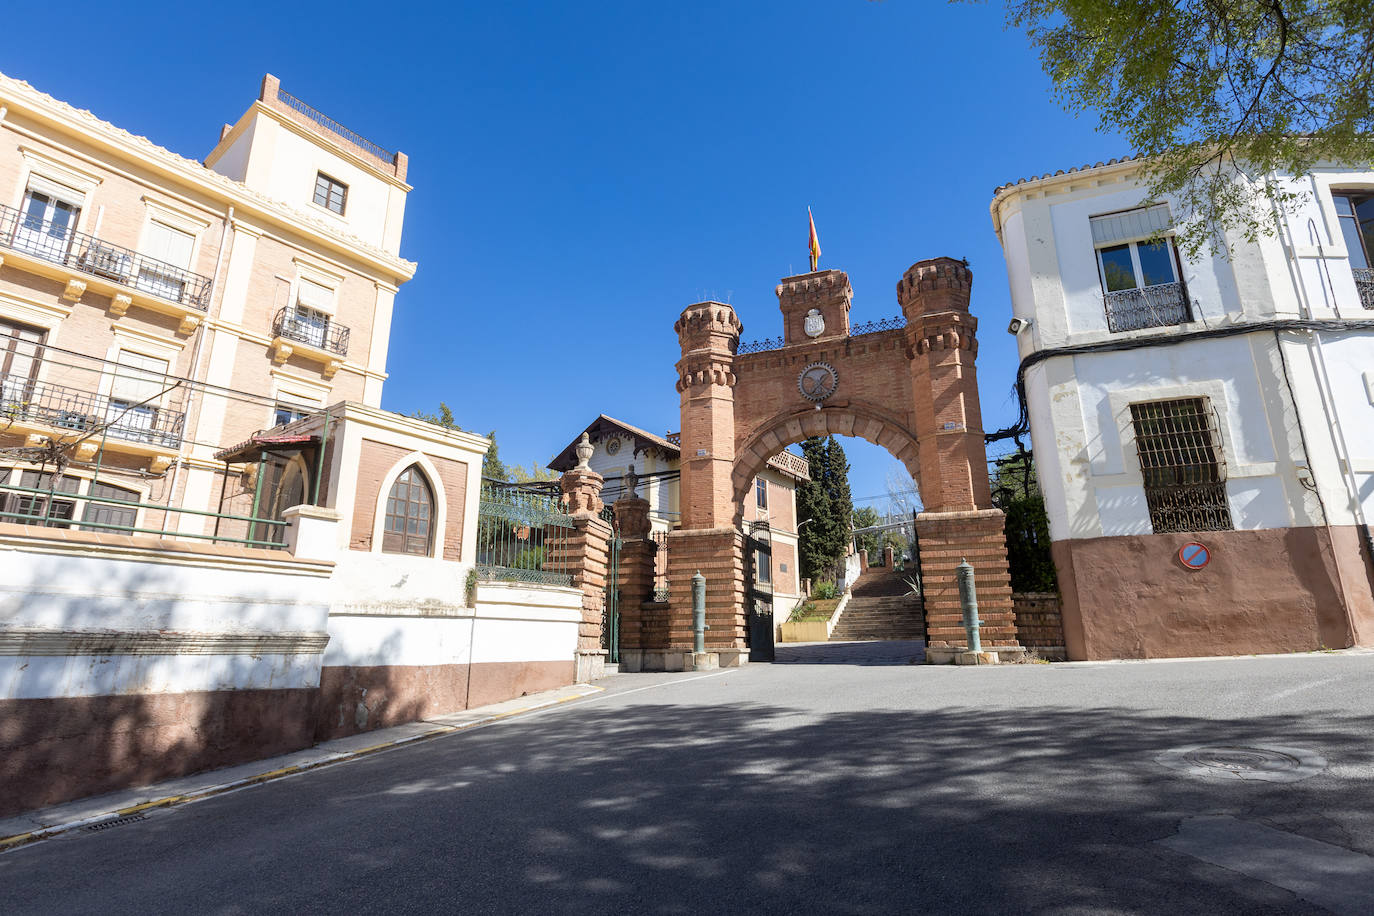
[0,686,602,853]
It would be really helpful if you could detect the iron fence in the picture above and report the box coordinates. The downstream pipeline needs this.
[475,482,576,586]
[849,315,906,336]
[651,529,670,602]
[1,373,185,449]
[1355,267,1374,310]
[276,87,395,163]
[272,307,350,356]
[1102,281,1190,332]
[737,335,785,355]
[0,203,213,309]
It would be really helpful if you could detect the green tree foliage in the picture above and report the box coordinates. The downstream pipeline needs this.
[411,401,462,431]
[1004,0,1374,257]
[482,429,510,482]
[509,462,557,483]
[852,505,882,558]
[796,436,854,581]
[990,449,1058,593]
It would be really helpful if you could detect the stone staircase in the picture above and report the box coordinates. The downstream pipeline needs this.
[829,564,926,642]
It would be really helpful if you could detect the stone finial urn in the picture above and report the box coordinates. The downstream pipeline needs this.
[574,432,594,470]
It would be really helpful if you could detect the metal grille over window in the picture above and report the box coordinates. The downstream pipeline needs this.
[1092,205,1190,332]
[1130,398,1233,533]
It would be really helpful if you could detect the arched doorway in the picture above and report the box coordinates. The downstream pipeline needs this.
[653,258,1019,668]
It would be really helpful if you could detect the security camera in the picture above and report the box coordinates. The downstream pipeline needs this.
[1007,317,1031,335]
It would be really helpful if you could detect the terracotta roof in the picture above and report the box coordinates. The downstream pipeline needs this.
[214,433,318,463]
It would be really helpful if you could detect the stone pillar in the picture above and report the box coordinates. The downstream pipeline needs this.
[556,436,612,682]
[882,545,894,568]
[612,494,656,671]
[859,548,869,569]
[899,258,1020,659]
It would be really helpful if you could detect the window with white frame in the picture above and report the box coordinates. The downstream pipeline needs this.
[313,172,347,215]
[14,178,83,263]
[1129,397,1233,534]
[135,221,196,303]
[272,401,313,427]
[286,278,334,348]
[1091,204,1190,332]
[107,350,169,443]
[1333,191,1374,309]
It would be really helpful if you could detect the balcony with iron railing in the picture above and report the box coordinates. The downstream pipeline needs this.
[0,204,214,322]
[270,307,350,378]
[1102,281,1191,333]
[1354,267,1374,310]
[0,374,185,451]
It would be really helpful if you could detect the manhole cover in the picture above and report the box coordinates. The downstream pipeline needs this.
[1157,744,1327,783]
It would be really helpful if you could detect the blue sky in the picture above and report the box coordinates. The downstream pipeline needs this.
[4,0,1127,508]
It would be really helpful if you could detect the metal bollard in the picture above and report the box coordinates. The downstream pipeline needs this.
[956,558,982,654]
[692,570,709,654]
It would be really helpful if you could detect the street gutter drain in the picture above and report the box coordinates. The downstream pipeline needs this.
[84,814,149,832]
[1156,745,1327,783]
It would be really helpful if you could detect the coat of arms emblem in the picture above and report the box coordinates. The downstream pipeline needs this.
[803,308,825,338]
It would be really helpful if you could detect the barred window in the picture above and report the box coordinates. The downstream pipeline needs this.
[1130,398,1233,533]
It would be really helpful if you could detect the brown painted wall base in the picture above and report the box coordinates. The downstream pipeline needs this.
[0,688,318,818]
[315,660,575,741]
[1053,526,1374,660]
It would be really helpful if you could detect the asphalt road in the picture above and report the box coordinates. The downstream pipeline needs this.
[4,644,1374,915]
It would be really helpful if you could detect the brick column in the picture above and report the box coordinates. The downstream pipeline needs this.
[612,495,656,670]
[899,258,1020,658]
[556,438,612,682]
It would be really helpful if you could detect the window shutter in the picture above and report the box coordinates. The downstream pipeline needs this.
[144,222,195,269]
[297,279,334,313]
[110,351,169,403]
[1090,204,1171,246]
[26,175,85,208]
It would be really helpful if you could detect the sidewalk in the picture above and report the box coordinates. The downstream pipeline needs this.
[0,682,604,852]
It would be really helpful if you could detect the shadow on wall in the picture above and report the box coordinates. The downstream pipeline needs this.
[31,701,1374,913]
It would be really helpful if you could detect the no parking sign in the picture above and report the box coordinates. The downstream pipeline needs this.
[1179,542,1211,570]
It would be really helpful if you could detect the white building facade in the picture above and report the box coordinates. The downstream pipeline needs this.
[992,157,1374,659]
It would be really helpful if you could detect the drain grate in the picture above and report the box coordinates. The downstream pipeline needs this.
[1157,745,1327,783]
[84,814,149,832]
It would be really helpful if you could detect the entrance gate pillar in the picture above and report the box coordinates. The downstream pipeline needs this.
[611,493,657,670]
[899,258,1018,652]
[659,302,747,670]
[556,447,613,682]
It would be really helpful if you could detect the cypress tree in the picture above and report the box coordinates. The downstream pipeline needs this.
[796,435,854,582]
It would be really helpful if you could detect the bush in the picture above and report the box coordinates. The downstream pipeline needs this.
[811,581,838,600]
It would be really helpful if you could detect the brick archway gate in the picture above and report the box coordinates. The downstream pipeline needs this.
[626,258,1020,671]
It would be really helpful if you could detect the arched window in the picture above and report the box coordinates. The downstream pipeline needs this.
[383,465,435,556]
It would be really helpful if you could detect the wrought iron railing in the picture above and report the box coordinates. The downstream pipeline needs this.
[1103,281,1190,332]
[475,482,576,587]
[1142,482,1233,533]
[737,335,785,355]
[850,315,906,336]
[0,203,213,309]
[276,87,395,163]
[272,307,350,356]
[651,529,670,602]
[0,374,185,449]
[1354,267,1374,310]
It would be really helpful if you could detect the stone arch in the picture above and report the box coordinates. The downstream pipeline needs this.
[729,403,921,528]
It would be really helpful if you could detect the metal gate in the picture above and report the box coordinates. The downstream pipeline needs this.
[601,506,621,664]
[745,521,775,662]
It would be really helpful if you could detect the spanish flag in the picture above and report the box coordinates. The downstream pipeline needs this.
[808,207,821,272]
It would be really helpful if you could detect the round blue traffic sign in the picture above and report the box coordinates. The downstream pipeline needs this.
[1179,542,1211,570]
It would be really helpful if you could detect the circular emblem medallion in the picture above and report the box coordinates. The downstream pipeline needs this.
[798,361,839,402]
[605,437,621,456]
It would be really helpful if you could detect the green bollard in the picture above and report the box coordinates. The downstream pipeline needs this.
[956,558,982,654]
[692,570,708,654]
